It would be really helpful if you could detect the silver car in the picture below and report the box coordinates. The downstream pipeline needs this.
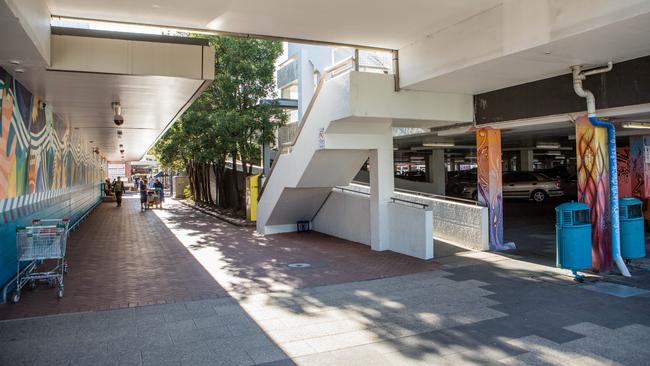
[459,171,563,203]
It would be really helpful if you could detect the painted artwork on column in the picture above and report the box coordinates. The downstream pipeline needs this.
[616,147,631,198]
[575,115,612,272]
[630,136,650,201]
[477,128,513,251]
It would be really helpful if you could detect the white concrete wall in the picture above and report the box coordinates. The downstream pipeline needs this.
[344,184,489,251]
[312,191,371,246]
[387,202,434,260]
[51,35,214,80]
[5,0,51,65]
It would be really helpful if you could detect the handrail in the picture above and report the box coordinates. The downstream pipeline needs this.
[259,56,357,197]
[333,186,371,196]
[393,187,483,206]
[390,197,429,209]
[350,180,483,206]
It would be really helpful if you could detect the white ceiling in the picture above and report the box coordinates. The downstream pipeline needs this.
[45,0,502,49]
[404,11,650,94]
[14,69,205,161]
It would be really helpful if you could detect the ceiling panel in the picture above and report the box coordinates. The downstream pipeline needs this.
[46,0,501,49]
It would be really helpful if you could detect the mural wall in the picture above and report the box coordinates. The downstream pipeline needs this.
[0,67,104,288]
[476,128,512,251]
[575,115,612,272]
[616,147,631,198]
[630,136,650,201]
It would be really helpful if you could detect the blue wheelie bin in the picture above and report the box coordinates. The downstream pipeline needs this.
[556,202,592,281]
[619,197,646,262]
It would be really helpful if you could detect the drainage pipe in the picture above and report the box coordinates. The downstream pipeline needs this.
[571,63,630,277]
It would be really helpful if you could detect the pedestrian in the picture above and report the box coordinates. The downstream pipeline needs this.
[139,179,148,211]
[113,177,125,207]
[104,178,111,196]
[153,179,164,209]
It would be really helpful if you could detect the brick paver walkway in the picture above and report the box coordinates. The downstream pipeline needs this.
[0,197,439,319]
[1,196,650,366]
[0,195,228,320]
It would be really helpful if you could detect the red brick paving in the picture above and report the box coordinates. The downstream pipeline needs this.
[0,195,227,320]
[0,196,441,320]
[156,200,441,298]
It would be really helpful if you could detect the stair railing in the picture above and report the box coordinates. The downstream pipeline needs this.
[259,56,357,197]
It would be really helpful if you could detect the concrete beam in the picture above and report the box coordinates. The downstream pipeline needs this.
[51,34,215,80]
[399,0,650,94]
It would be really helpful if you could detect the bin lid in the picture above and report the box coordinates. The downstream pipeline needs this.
[619,197,642,207]
[555,201,590,212]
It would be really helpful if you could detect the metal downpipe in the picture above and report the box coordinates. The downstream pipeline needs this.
[571,62,630,277]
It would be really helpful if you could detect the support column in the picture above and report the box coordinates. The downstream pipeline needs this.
[575,116,612,272]
[630,136,650,201]
[520,149,534,171]
[370,136,395,252]
[297,48,314,122]
[428,149,445,195]
[617,147,631,198]
[476,129,514,251]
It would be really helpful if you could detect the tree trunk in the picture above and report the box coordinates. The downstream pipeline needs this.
[231,151,242,210]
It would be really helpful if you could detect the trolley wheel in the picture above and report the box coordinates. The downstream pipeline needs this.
[63,263,69,273]
[28,280,37,290]
[11,291,21,303]
[47,279,56,288]
[57,287,64,299]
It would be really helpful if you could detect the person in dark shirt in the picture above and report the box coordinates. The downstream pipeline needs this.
[139,179,148,211]
[113,177,125,207]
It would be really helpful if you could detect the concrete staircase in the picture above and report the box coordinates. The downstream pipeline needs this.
[257,63,473,258]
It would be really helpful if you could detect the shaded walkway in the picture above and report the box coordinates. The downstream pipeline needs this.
[0,195,227,319]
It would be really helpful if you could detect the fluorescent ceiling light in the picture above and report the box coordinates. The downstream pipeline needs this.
[422,142,455,147]
[545,151,561,156]
[536,142,560,149]
[621,122,650,129]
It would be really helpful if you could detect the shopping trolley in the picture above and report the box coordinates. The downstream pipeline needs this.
[11,218,70,303]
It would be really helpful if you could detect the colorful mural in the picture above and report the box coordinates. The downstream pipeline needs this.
[477,128,512,251]
[630,136,650,200]
[575,115,612,272]
[0,66,104,288]
[616,147,631,198]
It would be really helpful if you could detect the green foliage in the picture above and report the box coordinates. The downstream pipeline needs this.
[153,34,286,208]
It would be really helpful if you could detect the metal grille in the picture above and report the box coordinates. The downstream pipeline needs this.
[16,225,66,261]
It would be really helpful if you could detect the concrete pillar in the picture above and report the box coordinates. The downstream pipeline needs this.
[520,149,534,171]
[428,149,445,195]
[369,136,395,252]
[476,129,514,251]
[262,143,271,177]
[630,136,650,201]
[297,48,314,122]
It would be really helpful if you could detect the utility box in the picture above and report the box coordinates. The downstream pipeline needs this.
[556,202,592,272]
[245,174,259,221]
[619,197,646,260]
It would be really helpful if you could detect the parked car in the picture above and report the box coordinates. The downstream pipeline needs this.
[458,171,563,203]
[401,170,427,182]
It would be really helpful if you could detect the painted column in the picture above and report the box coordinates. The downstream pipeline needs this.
[369,134,395,252]
[616,147,631,198]
[476,129,513,250]
[575,116,612,272]
[630,136,650,201]
[520,149,534,171]
[428,149,445,195]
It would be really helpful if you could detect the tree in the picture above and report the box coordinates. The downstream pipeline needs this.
[153,35,286,212]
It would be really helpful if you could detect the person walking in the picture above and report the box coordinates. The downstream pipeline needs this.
[113,177,125,207]
[139,179,148,211]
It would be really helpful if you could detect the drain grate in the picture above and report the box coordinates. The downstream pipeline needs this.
[287,262,312,269]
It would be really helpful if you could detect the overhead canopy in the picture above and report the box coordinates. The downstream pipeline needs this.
[0,1,215,162]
